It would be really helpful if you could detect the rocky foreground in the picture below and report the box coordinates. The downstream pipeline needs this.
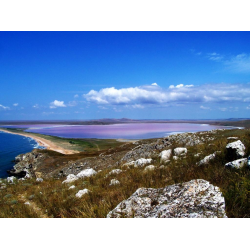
[1,128,250,218]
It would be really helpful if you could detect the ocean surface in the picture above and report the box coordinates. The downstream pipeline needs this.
[0,123,232,178]
[0,132,43,178]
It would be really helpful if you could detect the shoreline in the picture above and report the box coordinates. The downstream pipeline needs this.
[0,128,78,155]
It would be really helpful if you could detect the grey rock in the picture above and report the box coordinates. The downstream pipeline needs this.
[174,147,187,156]
[109,179,120,186]
[159,149,172,164]
[107,179,227,218]
[226,140,245,160]
[225,158,247,169]
[198,152,217,166]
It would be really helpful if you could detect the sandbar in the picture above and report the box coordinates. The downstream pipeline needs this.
[0,128,78,155]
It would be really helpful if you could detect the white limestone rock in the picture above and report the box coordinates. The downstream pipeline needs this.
[173,156,178,161]
[144,165,156,172]
[36,178,43,182]
[159,149,172,164]
[226,140,245,159]
[107,179,227,218]
[134,158,152,168]
[109,179,120,186]
[76,189,89,198]
[69,185,76,190]
[198,152,216,166]
[123,158,152,168]
[106,169,122,177]
[7,176,17,184]
[225,158,247,169]
[62,174,78,184]
[76,168,97,178]
[227,137,238,140]
[174,147,187,156]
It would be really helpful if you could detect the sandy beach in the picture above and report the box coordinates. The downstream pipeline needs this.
[0,128,78,155]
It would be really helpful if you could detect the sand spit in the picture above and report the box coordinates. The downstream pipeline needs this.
[0,128,78,155]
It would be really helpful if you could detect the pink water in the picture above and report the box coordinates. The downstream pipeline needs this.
[2,123,229,139]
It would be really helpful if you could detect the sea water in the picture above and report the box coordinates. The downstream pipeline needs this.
[0,132,43,178]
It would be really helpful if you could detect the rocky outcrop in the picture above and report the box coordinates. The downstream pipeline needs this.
[226,140,245,160]
[7,149,48,178]
[225,158,247,169]
[107,179,227,218]
[121,138,171,162]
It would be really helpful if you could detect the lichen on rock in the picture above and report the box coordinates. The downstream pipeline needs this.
[107,179,227,218]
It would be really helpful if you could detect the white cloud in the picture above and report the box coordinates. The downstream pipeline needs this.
[219,108,227,111]
[13,103,18,106]
[200,105,211,110]
[169,84,193,89]
[224,53,250,73]
[204,52,250,73]
[151,83,158,86]
[74,94,79,98]
[68,101,77,107]
[131,104,144,109]
[207,52,223,61]
[84,83,250,107]
[0,104,10,110]
[33,104,39,108]
[50,100,66,109]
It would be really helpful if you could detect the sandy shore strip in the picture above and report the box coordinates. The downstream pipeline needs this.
[0,128,78,155]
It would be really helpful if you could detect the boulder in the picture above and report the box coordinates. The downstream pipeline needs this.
[76,168,97,178]
[225,158,247,169]
[109,179,120,186]
[69,185,76,190]
[159,149,172,163]
[134,158,152,168]
[123,158,152,168]
[62,174,78,184]
[174,147,187,156]
[107,179,227,218]
[36,178,43,182]
[7,176,17,184]
[227,137,238,140]
[144,165,156,172]
[76,189,89,198]
[198,152,216,166]
[226,140,245,160]
[106,169,122,177]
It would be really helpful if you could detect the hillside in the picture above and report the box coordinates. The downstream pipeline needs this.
[1,128,250,217]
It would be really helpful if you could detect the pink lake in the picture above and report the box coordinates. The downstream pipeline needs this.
[3,123,232,139]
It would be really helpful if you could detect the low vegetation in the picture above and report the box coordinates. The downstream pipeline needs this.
[1,128,250,217]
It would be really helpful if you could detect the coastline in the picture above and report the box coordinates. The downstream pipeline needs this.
[0,128,78,155]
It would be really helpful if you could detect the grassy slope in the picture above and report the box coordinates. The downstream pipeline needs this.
[1,128,250,218]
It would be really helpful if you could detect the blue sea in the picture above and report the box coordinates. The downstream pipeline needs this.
[0,132,43,178]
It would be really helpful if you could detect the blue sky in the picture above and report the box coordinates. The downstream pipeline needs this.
[1,31,250,120]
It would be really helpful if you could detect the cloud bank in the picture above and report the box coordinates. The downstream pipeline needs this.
[84,83,250,106]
